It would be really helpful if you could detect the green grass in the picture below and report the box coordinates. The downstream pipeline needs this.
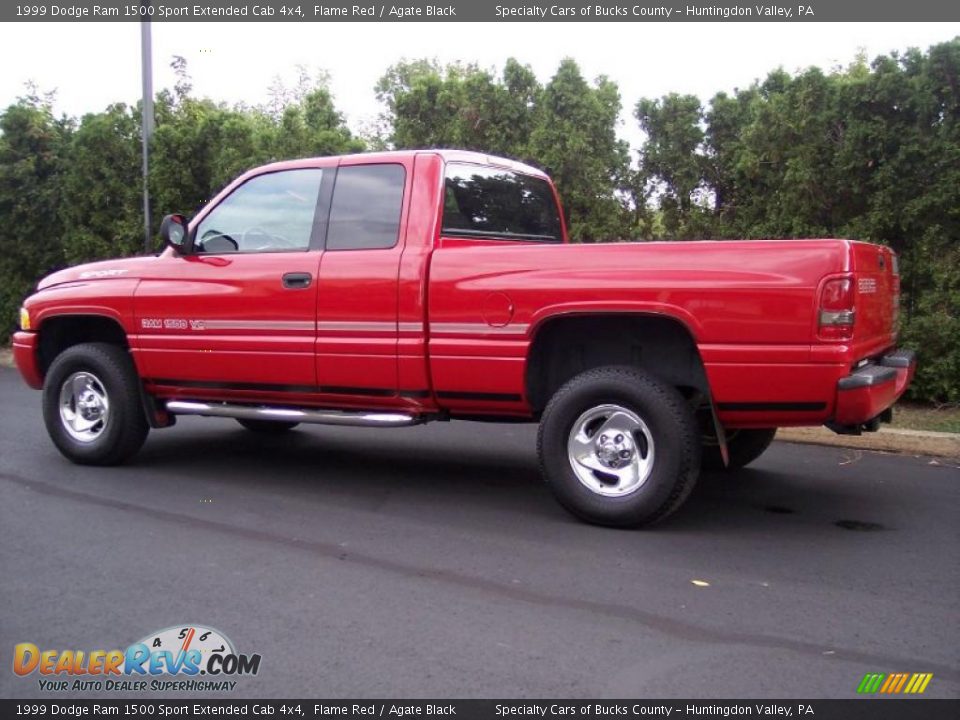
[892,402,960,434]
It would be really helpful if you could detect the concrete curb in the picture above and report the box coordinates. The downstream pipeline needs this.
[777,426,960,462]
[0,348,12,369]
[877,426,960,439]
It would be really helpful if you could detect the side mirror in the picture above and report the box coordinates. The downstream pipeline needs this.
[159,214,190,253]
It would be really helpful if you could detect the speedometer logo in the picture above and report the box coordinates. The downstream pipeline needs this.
[131,625,241,675]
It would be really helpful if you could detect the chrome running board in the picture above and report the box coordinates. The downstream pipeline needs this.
[166,401,420,427]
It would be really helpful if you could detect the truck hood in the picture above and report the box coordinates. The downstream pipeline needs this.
[37,256,159,291]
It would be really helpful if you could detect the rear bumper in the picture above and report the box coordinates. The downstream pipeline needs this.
[832,348,916,427]
[12,331,42,389]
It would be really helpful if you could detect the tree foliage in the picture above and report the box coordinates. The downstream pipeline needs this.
[636,93,710,237]
[376,57,634,241]
[60,103,143,264]
[0,90,69,339]
[375,58,539,157]
[529,59,633,241]
[0,42,957,401]
[636,39,960,401]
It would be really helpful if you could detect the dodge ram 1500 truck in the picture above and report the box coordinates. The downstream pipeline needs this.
[13,149,916,527]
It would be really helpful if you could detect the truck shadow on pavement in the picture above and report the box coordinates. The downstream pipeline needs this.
[131,422,895,535]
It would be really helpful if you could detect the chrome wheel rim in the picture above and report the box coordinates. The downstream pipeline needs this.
[58,371,110,443]
[567,404,655,497]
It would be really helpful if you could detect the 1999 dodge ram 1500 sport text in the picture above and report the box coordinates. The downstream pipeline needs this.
[13,149,917,527]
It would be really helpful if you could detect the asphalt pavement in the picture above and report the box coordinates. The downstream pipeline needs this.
[1,367,958,699]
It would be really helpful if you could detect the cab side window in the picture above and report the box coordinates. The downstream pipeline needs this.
[326,164,406,251]
[194,169,324,254]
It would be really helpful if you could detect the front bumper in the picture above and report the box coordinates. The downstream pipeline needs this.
[832,348,916,428]
[12,331,42,389]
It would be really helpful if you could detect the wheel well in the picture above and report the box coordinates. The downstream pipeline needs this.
[37,315,130,377]
[525,314,710,413]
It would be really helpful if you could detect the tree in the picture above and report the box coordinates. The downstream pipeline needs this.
[703,87,758,236]
[266,87,364,161]
[376,57,634,241]
[60,103,143,264]
[150,58,362,224]
[528,58,632,241]
[375,58,539,157]
[635,93,708,237]
[0,92,70,338]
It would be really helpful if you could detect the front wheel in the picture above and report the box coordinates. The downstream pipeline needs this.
[42,343,149,465]
[537,366,700,528]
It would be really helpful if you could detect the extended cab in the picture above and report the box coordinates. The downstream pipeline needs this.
[13,150,916,527]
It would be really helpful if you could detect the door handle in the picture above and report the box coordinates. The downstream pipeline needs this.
[282,272,312,289]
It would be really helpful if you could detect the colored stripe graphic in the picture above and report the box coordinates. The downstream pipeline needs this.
[857,672,933,694]
[906,673,934,694]
[857,673,885,693]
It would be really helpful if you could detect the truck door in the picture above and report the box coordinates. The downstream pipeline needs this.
[134,167,329,389]
[314,159,409,399]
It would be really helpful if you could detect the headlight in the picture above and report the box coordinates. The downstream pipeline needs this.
[19,306,31,331]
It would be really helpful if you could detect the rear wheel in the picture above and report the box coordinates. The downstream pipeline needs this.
[42,343,149,465]
[236,418,300,433]
[537,366,700,528]
[701,428,777,471]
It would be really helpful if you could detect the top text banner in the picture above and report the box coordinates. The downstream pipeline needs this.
[4,0,959,22]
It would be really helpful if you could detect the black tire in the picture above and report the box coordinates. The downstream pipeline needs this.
[701,428,777,471]
[42,342,149,465]
[236,418,300,433]
[537,366,700,528]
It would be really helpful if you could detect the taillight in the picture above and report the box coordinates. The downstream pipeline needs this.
[819,277,855,340]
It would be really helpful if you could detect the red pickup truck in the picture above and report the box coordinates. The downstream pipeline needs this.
[13,149,915,526]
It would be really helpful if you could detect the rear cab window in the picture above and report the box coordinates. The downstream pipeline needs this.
[326,164,406,251]
[442,163,562,243]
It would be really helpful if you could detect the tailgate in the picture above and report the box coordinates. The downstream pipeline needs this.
[851,242,899,358]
